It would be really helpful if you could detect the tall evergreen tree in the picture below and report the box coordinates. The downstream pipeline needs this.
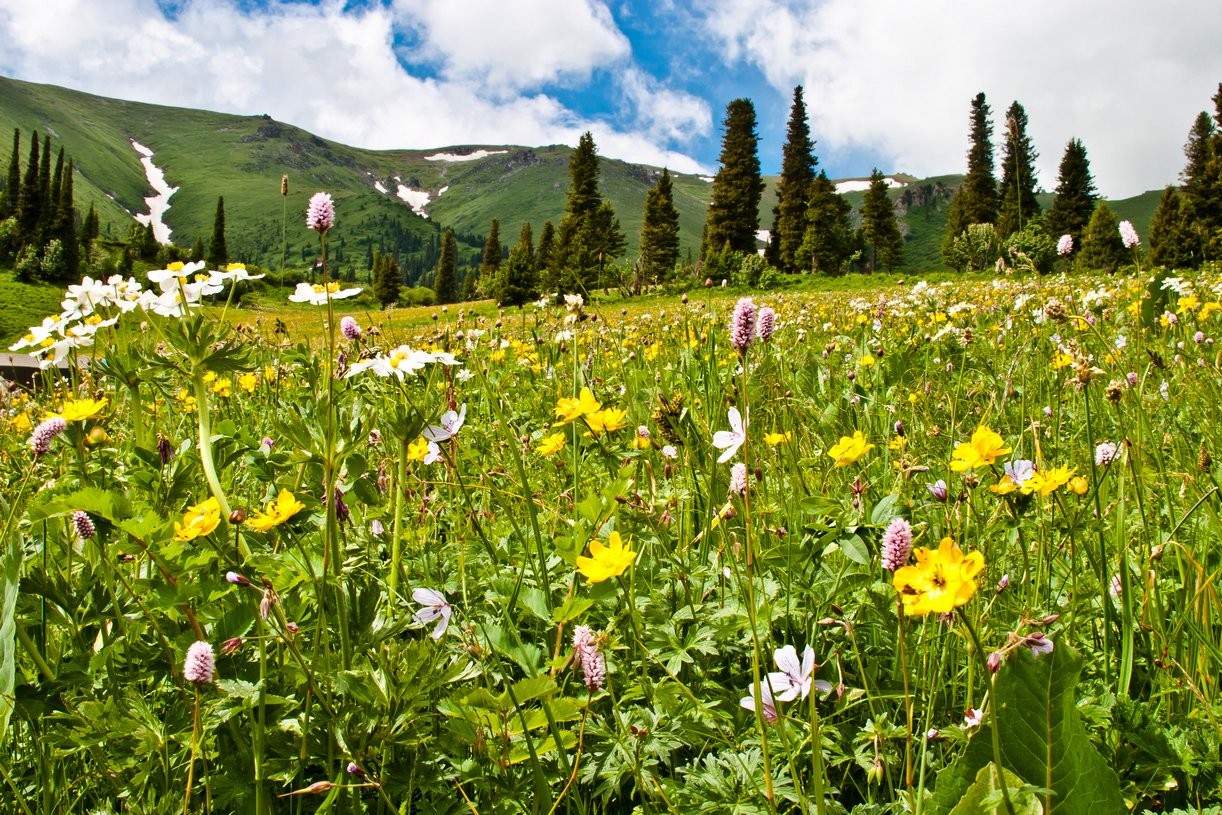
[997,101,1040,238]
[1044,139,1097,252]
[37,133,51,226]
[480,219,502,282]
[207,196,228,267]
[433,228,458,304]
[536,220,556,292]
[860,169,904,272]
[942,93,998,264]
[372,250,401,307]
[703,98,765,256]
[1180,89,1222,262]
[498,222,537,308]
[17,130,40,249]
[81,203,99,248]
[53,159,78,282]
[1148,186,1195,269]
[769,86,818,273]
[798,171,856,275]
[1,129,19,220]
[1079,201,1126,272]
[550,133,625,293]
[638,168,680,284]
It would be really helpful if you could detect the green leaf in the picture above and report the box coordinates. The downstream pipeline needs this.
[0,532,21,745]
[931,644,1127,815]
[552,596,594,624]
[870,493,902,526]
[838,533,871,566]
[948,763,1043,815]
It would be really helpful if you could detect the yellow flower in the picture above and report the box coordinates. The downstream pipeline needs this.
[247,488,305,532]
[859,354,876,367]
[174,497,222,542]
[1021,465,1075,497]
[630,432,651,450]
[238,372,258,393]
[1198,301,1221,320]
[575,531,637,584]
[210,377,233,398]
[47,397,108,423]
[585,407,626,435]
[554,387,601,424]
[828,431,874,467]
[892,537,984,616]
[8,412,32,433]
[1051,350,1074,370]
[1177,294,1199,314]
[989,476,1019,495]
[949,426,1011,472]
[537,432,566,457]
[1068,476,1089,496]
[764,431,792,447]
[407,437,431,462]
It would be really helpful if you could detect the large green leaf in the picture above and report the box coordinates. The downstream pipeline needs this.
[931,644,1126,815]
[0,531,21,745]
[948,764,1043,815]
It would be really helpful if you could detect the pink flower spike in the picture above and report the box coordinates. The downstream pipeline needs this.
[306,192,334,233]
[183,641,215,684]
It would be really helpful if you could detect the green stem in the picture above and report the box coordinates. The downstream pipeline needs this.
[388,437,408,605]
[959,612,1016,815]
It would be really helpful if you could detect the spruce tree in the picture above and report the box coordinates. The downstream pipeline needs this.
[550,133,625,293]
[798,171,855,275]
[997,101,1040,238]
[480,219,502,283]
[460,267,478,301]
[1,129,19,220]
[770,86,818,273]
[81,204,99,248]
[942,92,998,264]
[207,196,227,267]
[1180,88,1222,261]
[372,251,401,307]
[37,134,51,227]
[536,220,556,293]
[1148,186,1195,269]
[498,222,537,308]
[190,235,205,262]
[639,168,681,285]
[1044,139,1097,252]
[433,228,458,304]
[860,169,904,272]
[53,159,78,282]
[1079,201,1126,272]
[17,130,40,250]
[703,98,765,256]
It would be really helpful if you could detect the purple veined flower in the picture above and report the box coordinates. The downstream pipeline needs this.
[1057,234,1074,256]
[226,571,252,586]
[423,404,466,443]
[712,406,747,464]
[987,650,1003,673]
[1024,632,1054,657]
[1118,220,1140,249]
[963,707,984,728]
[306,191,335,233]
[766,644,831,702]
[880,517,912,571]
[423,440,444,465]
[370,519,385,538]
[661,444,678,460]
[741,682,778,723]
[1004,459,1034,489]
[927,479,949,502]
[347,762,365,777]
[412,588,452,639]
[340,315,362,341]
[729,297,757,353]
[183,641,215,684]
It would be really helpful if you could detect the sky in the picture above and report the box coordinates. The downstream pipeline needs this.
[0,0,1220,199]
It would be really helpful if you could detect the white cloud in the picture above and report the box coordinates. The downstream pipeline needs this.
[0,0,707,176]
[695,0,1222,198]
[620,67,712,144]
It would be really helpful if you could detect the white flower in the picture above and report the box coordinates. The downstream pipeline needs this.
[1095,441,1118,466]
[423,404,466,443]
[963,708,984,728]
[712,407,747,464]
[411,588,452,639]
[765,644,831,702]
[147,260,206,285]
[209,263,265,284]
[287,281,362,305]
[740,682,778,723]
[661,445,678,460]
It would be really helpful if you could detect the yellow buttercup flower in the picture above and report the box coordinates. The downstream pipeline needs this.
[892,537,984,616]
[210,377,232,398]
[949,426,1011,472]
[1021,465,1075,497]
[555,387,601,424]
[47,397,108,423]
[247,489,305,532]
[989,476,1019,495]
[1068,476,1089,496]
[764,431,792,447]
[238,372,258,393]
[585,407,627,435]
[576,531,636,584]
[537,432,566,457]
[174,497,222,542]
[828,431,874,467]
[407,437,431,462]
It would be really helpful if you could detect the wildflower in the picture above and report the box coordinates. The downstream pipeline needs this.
[238,372,258,393]
[183,641,215,684]
[1095,441,1118,466]
[572,625,606,692]
[766,644,831,702]
[661,445,678,460]
[537,432,566,457]
[73,510,96,540]
[226,571,252,586]
[221,637,243,655]
[47,397,107,423]
[554,387,601,424]
[712,407,747,463]
[585,407,627,436]
[1021,465,1074,497]
[728,462,748,496]
[1025,632,1054,656]
[288,281,362,305]
[370,519,385,537]
[892,537,984,616]
[575,531,636,584]
[729,297,756,353]
[340,315,362,340]
[927,479,949,502]
[963,708,984,728]
[949,425,1012,472]
[210,263,264,284]
[987,650,1003,673]
[1057,234,1073,256]
[306,191,334,233]
[246,488,305,532]
[764,431,791,446]
[881,517,912,571]
[347,762,365,777]
[174,497,222,542]
[755,306,776,341]
[631,425,651,450]
[29,417,67,456]
[827,430,873,467]
[411,588,451,639]
[1068,476,1089,496]
[423,404,466,443]
[1118,220,1140,249]
[740,682,778,723]
[423,441,444,465]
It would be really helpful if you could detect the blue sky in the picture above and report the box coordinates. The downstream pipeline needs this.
[1,0,1221,198]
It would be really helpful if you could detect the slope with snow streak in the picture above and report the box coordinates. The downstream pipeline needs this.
[130,140,179,244]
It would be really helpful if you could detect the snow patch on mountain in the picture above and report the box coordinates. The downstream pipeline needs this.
[130,140,178,244]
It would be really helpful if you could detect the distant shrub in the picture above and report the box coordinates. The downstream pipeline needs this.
[398,286,436,307]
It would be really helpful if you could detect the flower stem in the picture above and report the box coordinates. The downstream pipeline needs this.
[958,611,1016,815]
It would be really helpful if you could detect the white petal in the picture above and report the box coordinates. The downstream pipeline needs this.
[412,587,445,606]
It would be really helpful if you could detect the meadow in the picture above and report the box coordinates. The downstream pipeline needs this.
[1,208,1220,815]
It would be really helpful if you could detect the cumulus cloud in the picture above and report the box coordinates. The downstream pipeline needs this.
[694,0,1222,198]
[0,0,707,173]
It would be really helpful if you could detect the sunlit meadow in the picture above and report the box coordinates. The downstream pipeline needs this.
[1,199,1220,814]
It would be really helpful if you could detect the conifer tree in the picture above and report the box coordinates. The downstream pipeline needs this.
[372,251,401,307]
[480,219,502,283]
[769,86,818,273]
[1148,186,1195,269]
[703,98,765,256]
[498,223,537,308]
[798,171,856,275]
[997,101,1040,239]
[942,92,998,264]
[207,196,228,267]
[190,235,205,262]
[37,134,51,226]
[0,129,19,220]
[1079,201,1126,272]
[860,169,904,272]
[17,130,40,249]
[81,204,99,249]
[1044,139,1097,252]
[1179,88,1222,261]
[550,133,624,293]
[53,159,78,282]
[433,228,458,304]
[536,220,556,292]
[638,168,680,284]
